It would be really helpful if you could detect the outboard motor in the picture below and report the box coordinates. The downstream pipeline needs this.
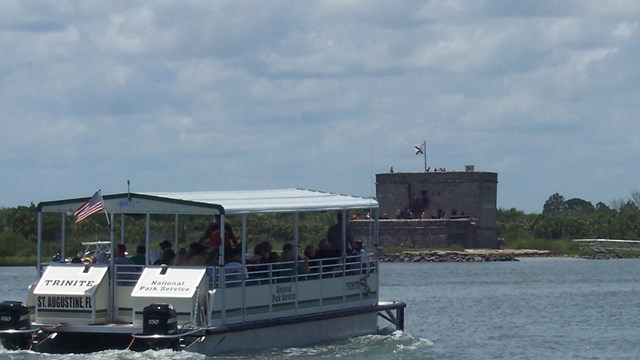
[0,301,30,331]
[0,301,32,350]
[143,303,177,336]
[139,303,178,350]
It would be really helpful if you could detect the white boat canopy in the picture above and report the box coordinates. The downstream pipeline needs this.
[37,188,378,216]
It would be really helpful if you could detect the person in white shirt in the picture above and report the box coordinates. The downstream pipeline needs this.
[224,247,247,287]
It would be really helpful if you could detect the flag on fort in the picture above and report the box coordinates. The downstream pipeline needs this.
[414,141,425,155]
[74,190,105,224]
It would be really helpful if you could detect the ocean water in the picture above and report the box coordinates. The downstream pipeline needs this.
[2,258,640,359]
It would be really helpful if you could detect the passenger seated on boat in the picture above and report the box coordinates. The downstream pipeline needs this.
[114,244,139,285]
[224,247,247,287]
[353,241,367,258]
[267,250,279,263]
[173,247,188,265]
[128,244,146,265]
[247,241,276,284]
[114,244,133,264]
[255,241,274,263]
[280,243,295,261]
[314,239,342,278]
[151,240,173,264]
[187,242,208,266]
[303,244,316,260]
[94,250,109,264]
[245,244,261,264]
[153,247,176,265]
[302,245,319,278]
[274,243,303,282]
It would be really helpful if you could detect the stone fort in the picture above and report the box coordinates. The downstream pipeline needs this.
[352,167,498,249]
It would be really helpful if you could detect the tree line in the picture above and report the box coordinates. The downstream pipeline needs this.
[1,191,639,264]
[498,191,640,245]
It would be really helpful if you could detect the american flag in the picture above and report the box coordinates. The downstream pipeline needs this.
[74,190,105,223]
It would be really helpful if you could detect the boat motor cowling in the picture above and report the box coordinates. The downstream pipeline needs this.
[142,303,177,335]
[0,301,30,331]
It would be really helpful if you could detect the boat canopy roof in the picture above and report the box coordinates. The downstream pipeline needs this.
[37,188,378,216]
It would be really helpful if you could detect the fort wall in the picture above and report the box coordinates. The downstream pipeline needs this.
[352,218,479,249]
[371,170,498,248]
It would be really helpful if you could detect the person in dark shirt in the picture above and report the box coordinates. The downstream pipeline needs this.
[326,212,355,254]
[153,248,176,265]
[128,245,146,265]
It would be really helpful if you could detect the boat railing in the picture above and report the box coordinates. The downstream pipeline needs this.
[204,253,379,326]
[207,253,376,289]
[114,264,144,286]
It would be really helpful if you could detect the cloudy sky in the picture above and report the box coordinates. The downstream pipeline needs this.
[1,1,639,213]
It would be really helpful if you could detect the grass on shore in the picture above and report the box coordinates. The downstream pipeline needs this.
[382,238,640,258]
[0,256,37,267]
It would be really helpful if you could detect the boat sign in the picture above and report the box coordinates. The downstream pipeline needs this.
[32,264,109,324]
[34,265,107,296]
[131,267,207,326]
[132,267,206,298]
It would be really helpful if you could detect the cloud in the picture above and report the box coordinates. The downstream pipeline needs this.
[1,1,639,212]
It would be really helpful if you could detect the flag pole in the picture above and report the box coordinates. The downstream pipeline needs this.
[422,140,427,172]
[98,190,111,227]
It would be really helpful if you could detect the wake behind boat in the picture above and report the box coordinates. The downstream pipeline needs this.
[0,188,405,355]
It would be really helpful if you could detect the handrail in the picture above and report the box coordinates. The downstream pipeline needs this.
[203,253,379,326]
[114,264,143,286]
[214,254,377,288]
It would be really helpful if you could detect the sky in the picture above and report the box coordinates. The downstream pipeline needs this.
[1,1,639,213]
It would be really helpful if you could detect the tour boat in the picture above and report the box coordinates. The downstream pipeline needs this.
[0,188,405,354]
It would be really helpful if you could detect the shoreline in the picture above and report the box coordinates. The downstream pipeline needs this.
[380,248,637,262]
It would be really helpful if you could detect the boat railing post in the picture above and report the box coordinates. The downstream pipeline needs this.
[109,212,115,323]
[61,213,66,262]
[174,214,179,251]
[241,214,247,324]
[144,213,150,266]
[318,258,324,308]
[341,258,346,309]
[294,211,299,316]
[36,212,42,277]
[219,264,226,324]
[373,208,380,303]
[268,264,274,319]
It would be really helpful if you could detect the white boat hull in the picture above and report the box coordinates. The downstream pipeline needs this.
[186,309,379,355]
[10,302,404,355]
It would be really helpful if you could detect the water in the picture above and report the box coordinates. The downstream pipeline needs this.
[2,258,640,359]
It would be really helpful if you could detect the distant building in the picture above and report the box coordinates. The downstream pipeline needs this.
[365,167,498,248]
